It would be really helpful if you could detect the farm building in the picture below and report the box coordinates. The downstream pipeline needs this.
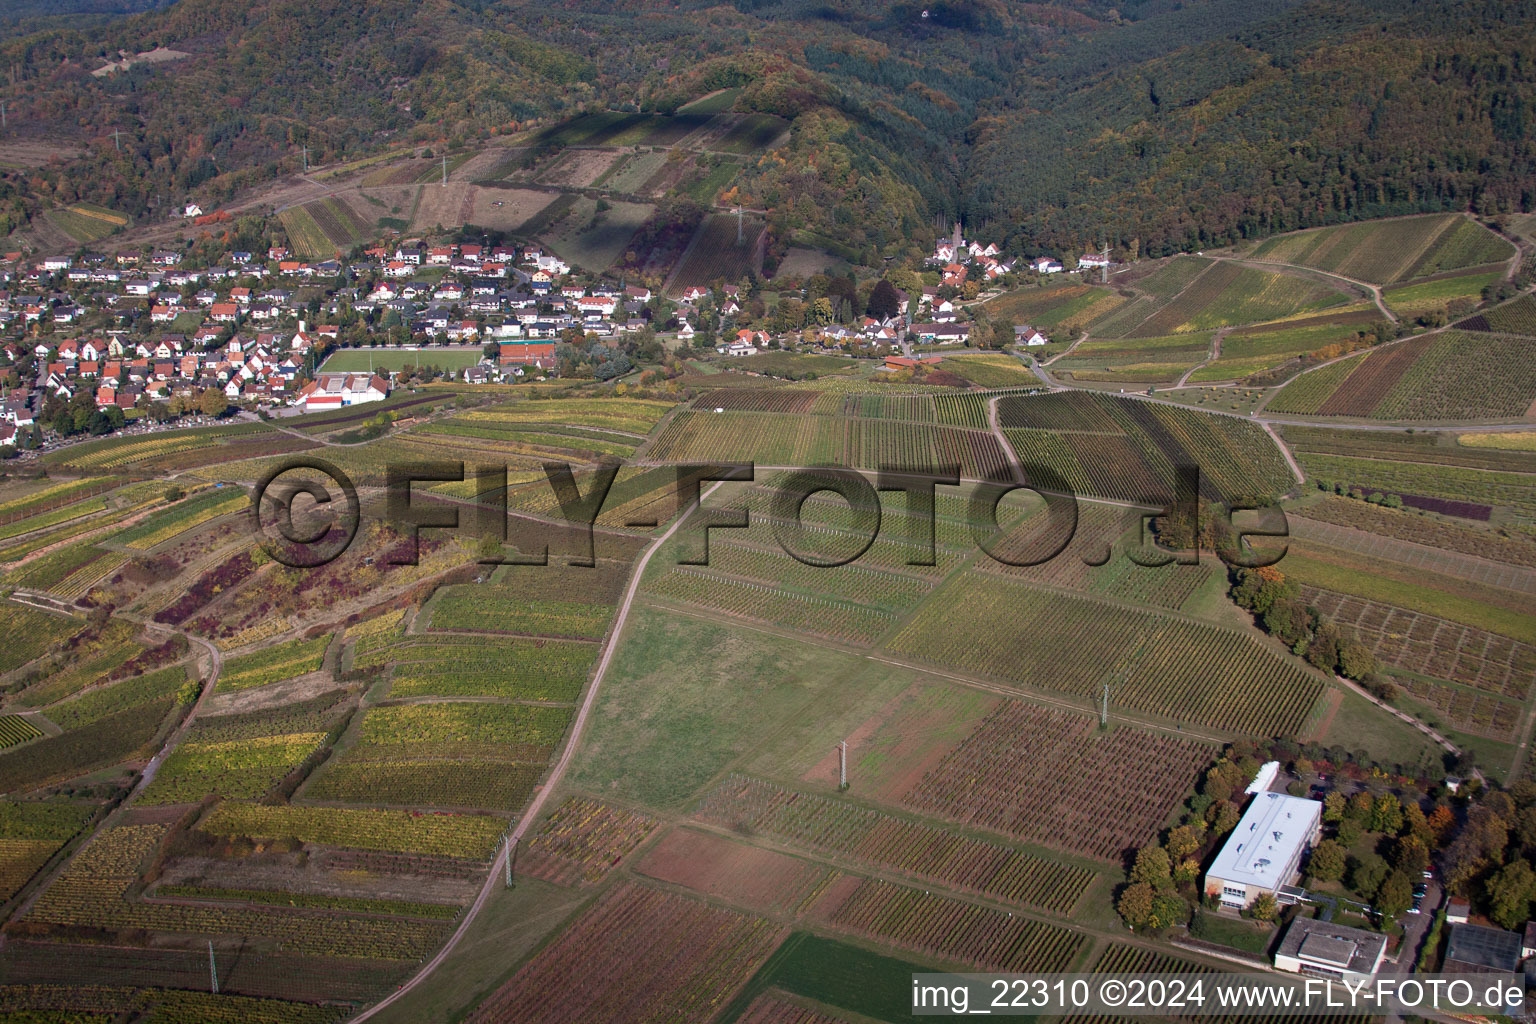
[292,372,389,411]
[1203,792,1322,910]
[499,342,557,371]
[1273,918,1386,982]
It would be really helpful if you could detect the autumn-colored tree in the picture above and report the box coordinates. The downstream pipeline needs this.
[1370,794,1404,835]
[1306,839,1347,883]
[1117,881,1155,929]
[1487,861,1536,931]
[1346,792,1374,825]
[1249,892,1278,922]
[1375,869,1415,920]
[1166,824,1202,862]
[1148,893,1188,931]
[199,388,231,418]
[1426,805,1456,847]
[1323,791,1349,823]
[1133,844,1173,890]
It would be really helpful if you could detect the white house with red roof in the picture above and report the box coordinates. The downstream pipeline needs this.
[292,372,390,411]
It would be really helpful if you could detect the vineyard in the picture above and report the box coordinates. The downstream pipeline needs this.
[0,698,173,795]
[886,572,1325,736]
[140,732,327,804]
[196,802,505,859]
[667,213,764,297]
[45,665,188,730]
[938,355,1039,388]
[692,775,1096,915]
[997,391,1294,505]
[0,603,85,673]
[382,636,594,701]
[903,702,1211,860]
[1244,213,1513,285]
[1056,333,1212,383]
[14,619,143,707]
[44,424,312,474]
[219,635,331,692]
[466,882,780,1024]
[304,702,570,810]
[0,801,92,901]
[1289,495,1536,568]
[26,824,450,960]
[114,487,246,551]
[521,797,657,885]
[1128,261,1349,337]
[813,876,1086,972]
[1303,586,1532,712]
[0,984,344,1024]
[278,205,336,259]
[0,714,42,749]
[1463,293,1536,335]
[427,587,615,639]
[979,502,1213,611]
[1067,944,1379,1024]
[644,410,1012,480]
[646,566,901,646]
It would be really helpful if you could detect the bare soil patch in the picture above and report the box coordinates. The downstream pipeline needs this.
[635,827,835,916]
[537,148,622,188]
[468,187,557,232]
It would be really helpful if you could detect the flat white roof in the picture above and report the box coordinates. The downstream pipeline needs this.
[1246,760,1281,795]
[1207,792,1321,892]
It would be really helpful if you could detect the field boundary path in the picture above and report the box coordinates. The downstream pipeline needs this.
[350,480,727,1023]
[1175,329,1227,388]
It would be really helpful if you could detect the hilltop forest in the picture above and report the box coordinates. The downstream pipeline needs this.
[0,0,1532,258]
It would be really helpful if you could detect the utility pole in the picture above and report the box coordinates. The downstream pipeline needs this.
[1101,682,1109,727]
[208,941,218,994]
[0,101,7,130]
[302,146,308,174]
[112,128,122,152]
[504,836,517,887]
[1099,241,1111,285]
[839,740,848,790]
[442,153,448,187]
[736,204,743,245]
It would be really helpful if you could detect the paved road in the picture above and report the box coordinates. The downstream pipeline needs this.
[350,479,726,1023]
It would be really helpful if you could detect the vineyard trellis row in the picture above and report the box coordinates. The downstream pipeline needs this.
[693,775,1095,916]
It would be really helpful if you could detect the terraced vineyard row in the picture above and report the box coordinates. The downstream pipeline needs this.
[645,410,1011,480]
[27,824,449,960]
[647,567,900,645]
[693,775,1095,915]
[521,797,657,886]
[904,701,1212,860]
[1303,586,1534,698]
[1270,332,1536,420]
[197,802,506,859]
[816,876,1086,972]
[220,634,330,692]
[887,573,1324,736]
[998,391,1293,505]
[466,882,779,1024]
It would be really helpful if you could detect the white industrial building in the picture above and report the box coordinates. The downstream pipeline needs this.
[1204,792,1323,910]
[1274,918,1387,982]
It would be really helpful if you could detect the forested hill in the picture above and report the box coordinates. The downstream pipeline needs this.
[964,0,1536,256]
[0,0,1531,258]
